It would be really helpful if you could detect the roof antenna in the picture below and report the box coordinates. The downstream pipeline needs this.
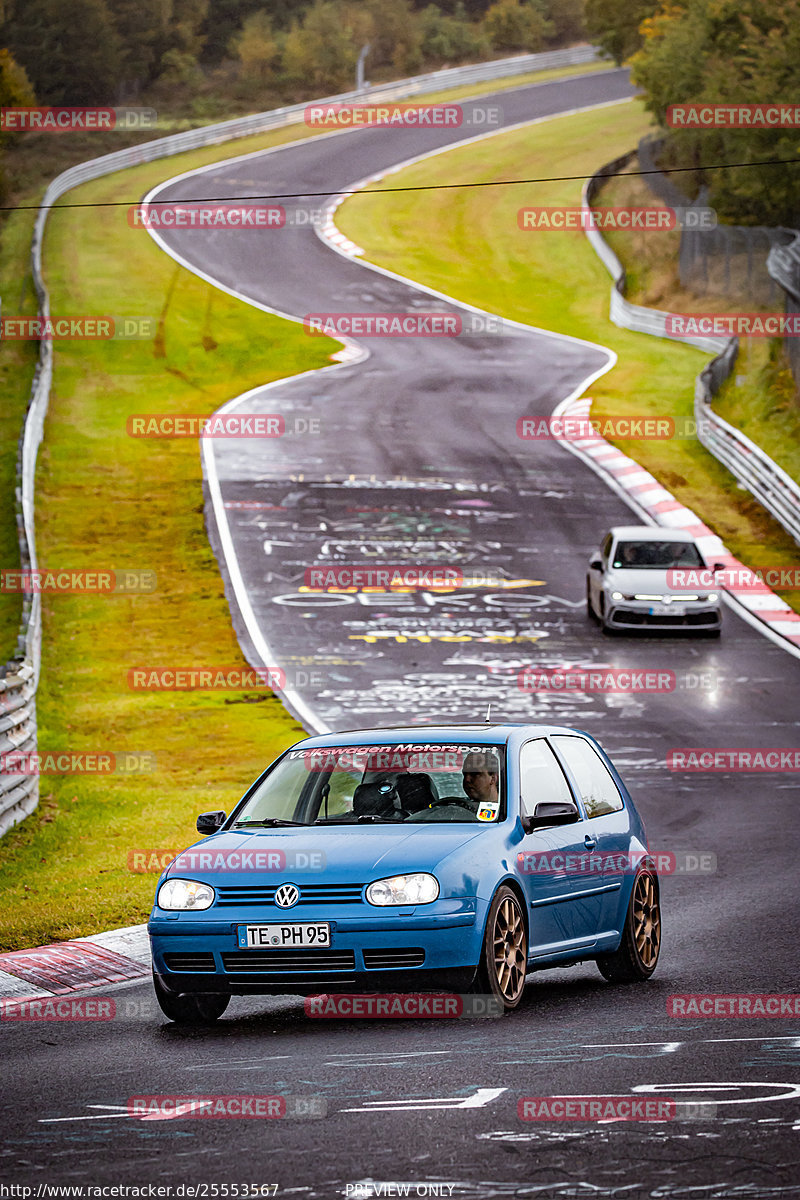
[484,702,492,724]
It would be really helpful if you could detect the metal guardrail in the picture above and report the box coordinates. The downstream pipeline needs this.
[583,154,800,549]
[0,44,603,837]
[694,346,800,546]
[583,152,729,355]
[1,284,43,835]
[767,233,800,391]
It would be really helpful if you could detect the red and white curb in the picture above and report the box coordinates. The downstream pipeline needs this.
[319,200,364,258]
[0,924,149,1004]
[554,395,800,653]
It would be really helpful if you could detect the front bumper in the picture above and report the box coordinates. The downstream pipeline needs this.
[149,899,481,996]
[605,600,722,632]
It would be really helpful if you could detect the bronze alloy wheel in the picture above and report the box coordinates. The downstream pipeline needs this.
[488,888,527,1006]
[596,867,661,983]
[632,870,661,968]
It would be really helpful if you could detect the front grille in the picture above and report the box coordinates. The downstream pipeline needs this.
[215,883,363,908]
[164,952,216,973]
[363,948,425,970]
[615,608,717,627]
[221,949,356,974]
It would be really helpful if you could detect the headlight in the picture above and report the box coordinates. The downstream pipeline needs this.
[366,873,439,906]
[708,592,718,602]
[157,878,215,911]
[611,590,623,601]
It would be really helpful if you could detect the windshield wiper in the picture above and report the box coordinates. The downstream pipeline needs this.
[233,818,307,828]
[314,815,403,824]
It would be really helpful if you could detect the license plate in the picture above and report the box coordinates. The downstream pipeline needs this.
[649,604,685,615]
[237,923,331,949]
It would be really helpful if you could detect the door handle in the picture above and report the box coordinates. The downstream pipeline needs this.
[584,834,598,850]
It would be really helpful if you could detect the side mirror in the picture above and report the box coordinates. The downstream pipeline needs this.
[589,558,602,571]
[197,810,226,835]
[521,801,581,833]
[712,562,726,574]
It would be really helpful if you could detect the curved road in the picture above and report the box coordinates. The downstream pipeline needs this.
[2,68,798,1198]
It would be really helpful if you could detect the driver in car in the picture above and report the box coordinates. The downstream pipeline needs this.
[461,751,500,813]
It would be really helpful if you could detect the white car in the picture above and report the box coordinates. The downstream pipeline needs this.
[586,526,723,635]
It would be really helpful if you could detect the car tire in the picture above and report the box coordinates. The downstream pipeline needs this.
[471,886,528,1011]
[586,579,597,621]
[152,972,230,1024]
[596,868,661,983]
[598,596,614,636]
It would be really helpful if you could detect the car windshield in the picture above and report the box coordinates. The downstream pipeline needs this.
[232,743,506,826]
[612,540,704,569]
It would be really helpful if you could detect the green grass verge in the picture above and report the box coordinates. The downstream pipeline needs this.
[0,205,39,660]
[597,167,800,489]
[0,58,612,668]
[0,127,345,952]
[336,98,800,610]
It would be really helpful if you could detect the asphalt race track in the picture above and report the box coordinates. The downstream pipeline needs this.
[2,68,799,1198]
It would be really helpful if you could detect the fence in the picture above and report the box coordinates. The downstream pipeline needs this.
[638,135,795,308]
[767,233,800,391]
[0,44,603,837]
[584,152,800,549]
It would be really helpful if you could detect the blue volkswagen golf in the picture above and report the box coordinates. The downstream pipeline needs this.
[148,724,662,1022]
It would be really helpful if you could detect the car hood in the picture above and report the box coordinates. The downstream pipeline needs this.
[605,568,698,595]
[165,824,488,884]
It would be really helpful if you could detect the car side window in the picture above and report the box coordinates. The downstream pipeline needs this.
[551,736,624,818]
[519,739,575,818]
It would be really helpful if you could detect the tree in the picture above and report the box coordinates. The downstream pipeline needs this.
[161,0,210,59]
[362,0,422,76]
[483,0,553,54]
[6,0,120,104]
[630,0,800,226]
[230,9,279,84]
[0,45,34,121]
[542,0,585,46]
[584,0,659,64]
[111,0,170,97]
[282,0,362,92]
[419,2,489,63]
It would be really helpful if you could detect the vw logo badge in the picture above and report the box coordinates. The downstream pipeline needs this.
[275,883,300,909]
